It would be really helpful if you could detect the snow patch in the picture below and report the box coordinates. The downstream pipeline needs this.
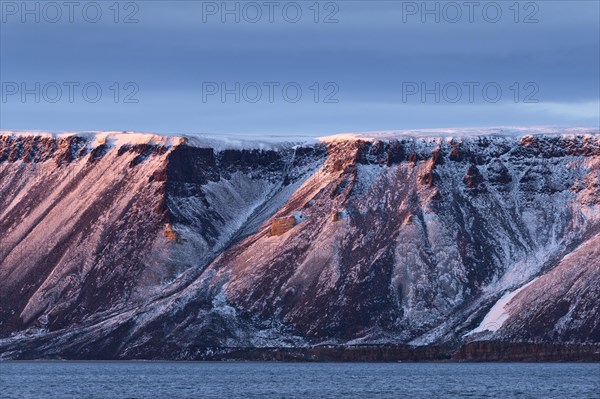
[466,277,539,335]
[211,289,237,318]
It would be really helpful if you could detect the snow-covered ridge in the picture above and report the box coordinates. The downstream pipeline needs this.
[0,130,316,151]
[3,126,598,151]
[0,130,184,150]
[318,126,599,142]
[183,134,317,151]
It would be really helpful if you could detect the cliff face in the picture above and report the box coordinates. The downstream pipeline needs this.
[0,129,598,360]
[0,135,173,336]
[0,133,325,342]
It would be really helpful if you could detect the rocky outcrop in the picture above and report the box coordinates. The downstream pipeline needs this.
[271,216,297,236]
[162,224,178,242]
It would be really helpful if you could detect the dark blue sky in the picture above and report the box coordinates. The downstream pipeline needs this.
[1,0,598,135]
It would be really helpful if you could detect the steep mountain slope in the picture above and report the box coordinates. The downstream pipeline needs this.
[0,128,598,360]
[492,233,600,342]
[0,132,324,342]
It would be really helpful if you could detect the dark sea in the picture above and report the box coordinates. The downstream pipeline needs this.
[1,362,598,399]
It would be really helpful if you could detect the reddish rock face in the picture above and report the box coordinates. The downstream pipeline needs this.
[463,164,485,190]
[162,224,178,242]
[449,144,462,162]
[270,216,296,236]
[0,131,599,360]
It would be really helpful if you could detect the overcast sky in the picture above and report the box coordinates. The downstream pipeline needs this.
[1,0,599,136]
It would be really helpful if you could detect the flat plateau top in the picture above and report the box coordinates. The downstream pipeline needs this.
[1,127,598,150]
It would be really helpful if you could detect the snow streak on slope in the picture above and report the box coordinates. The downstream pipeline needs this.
[466,278,539,335]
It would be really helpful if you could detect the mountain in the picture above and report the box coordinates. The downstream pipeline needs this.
[1,128,599,360]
